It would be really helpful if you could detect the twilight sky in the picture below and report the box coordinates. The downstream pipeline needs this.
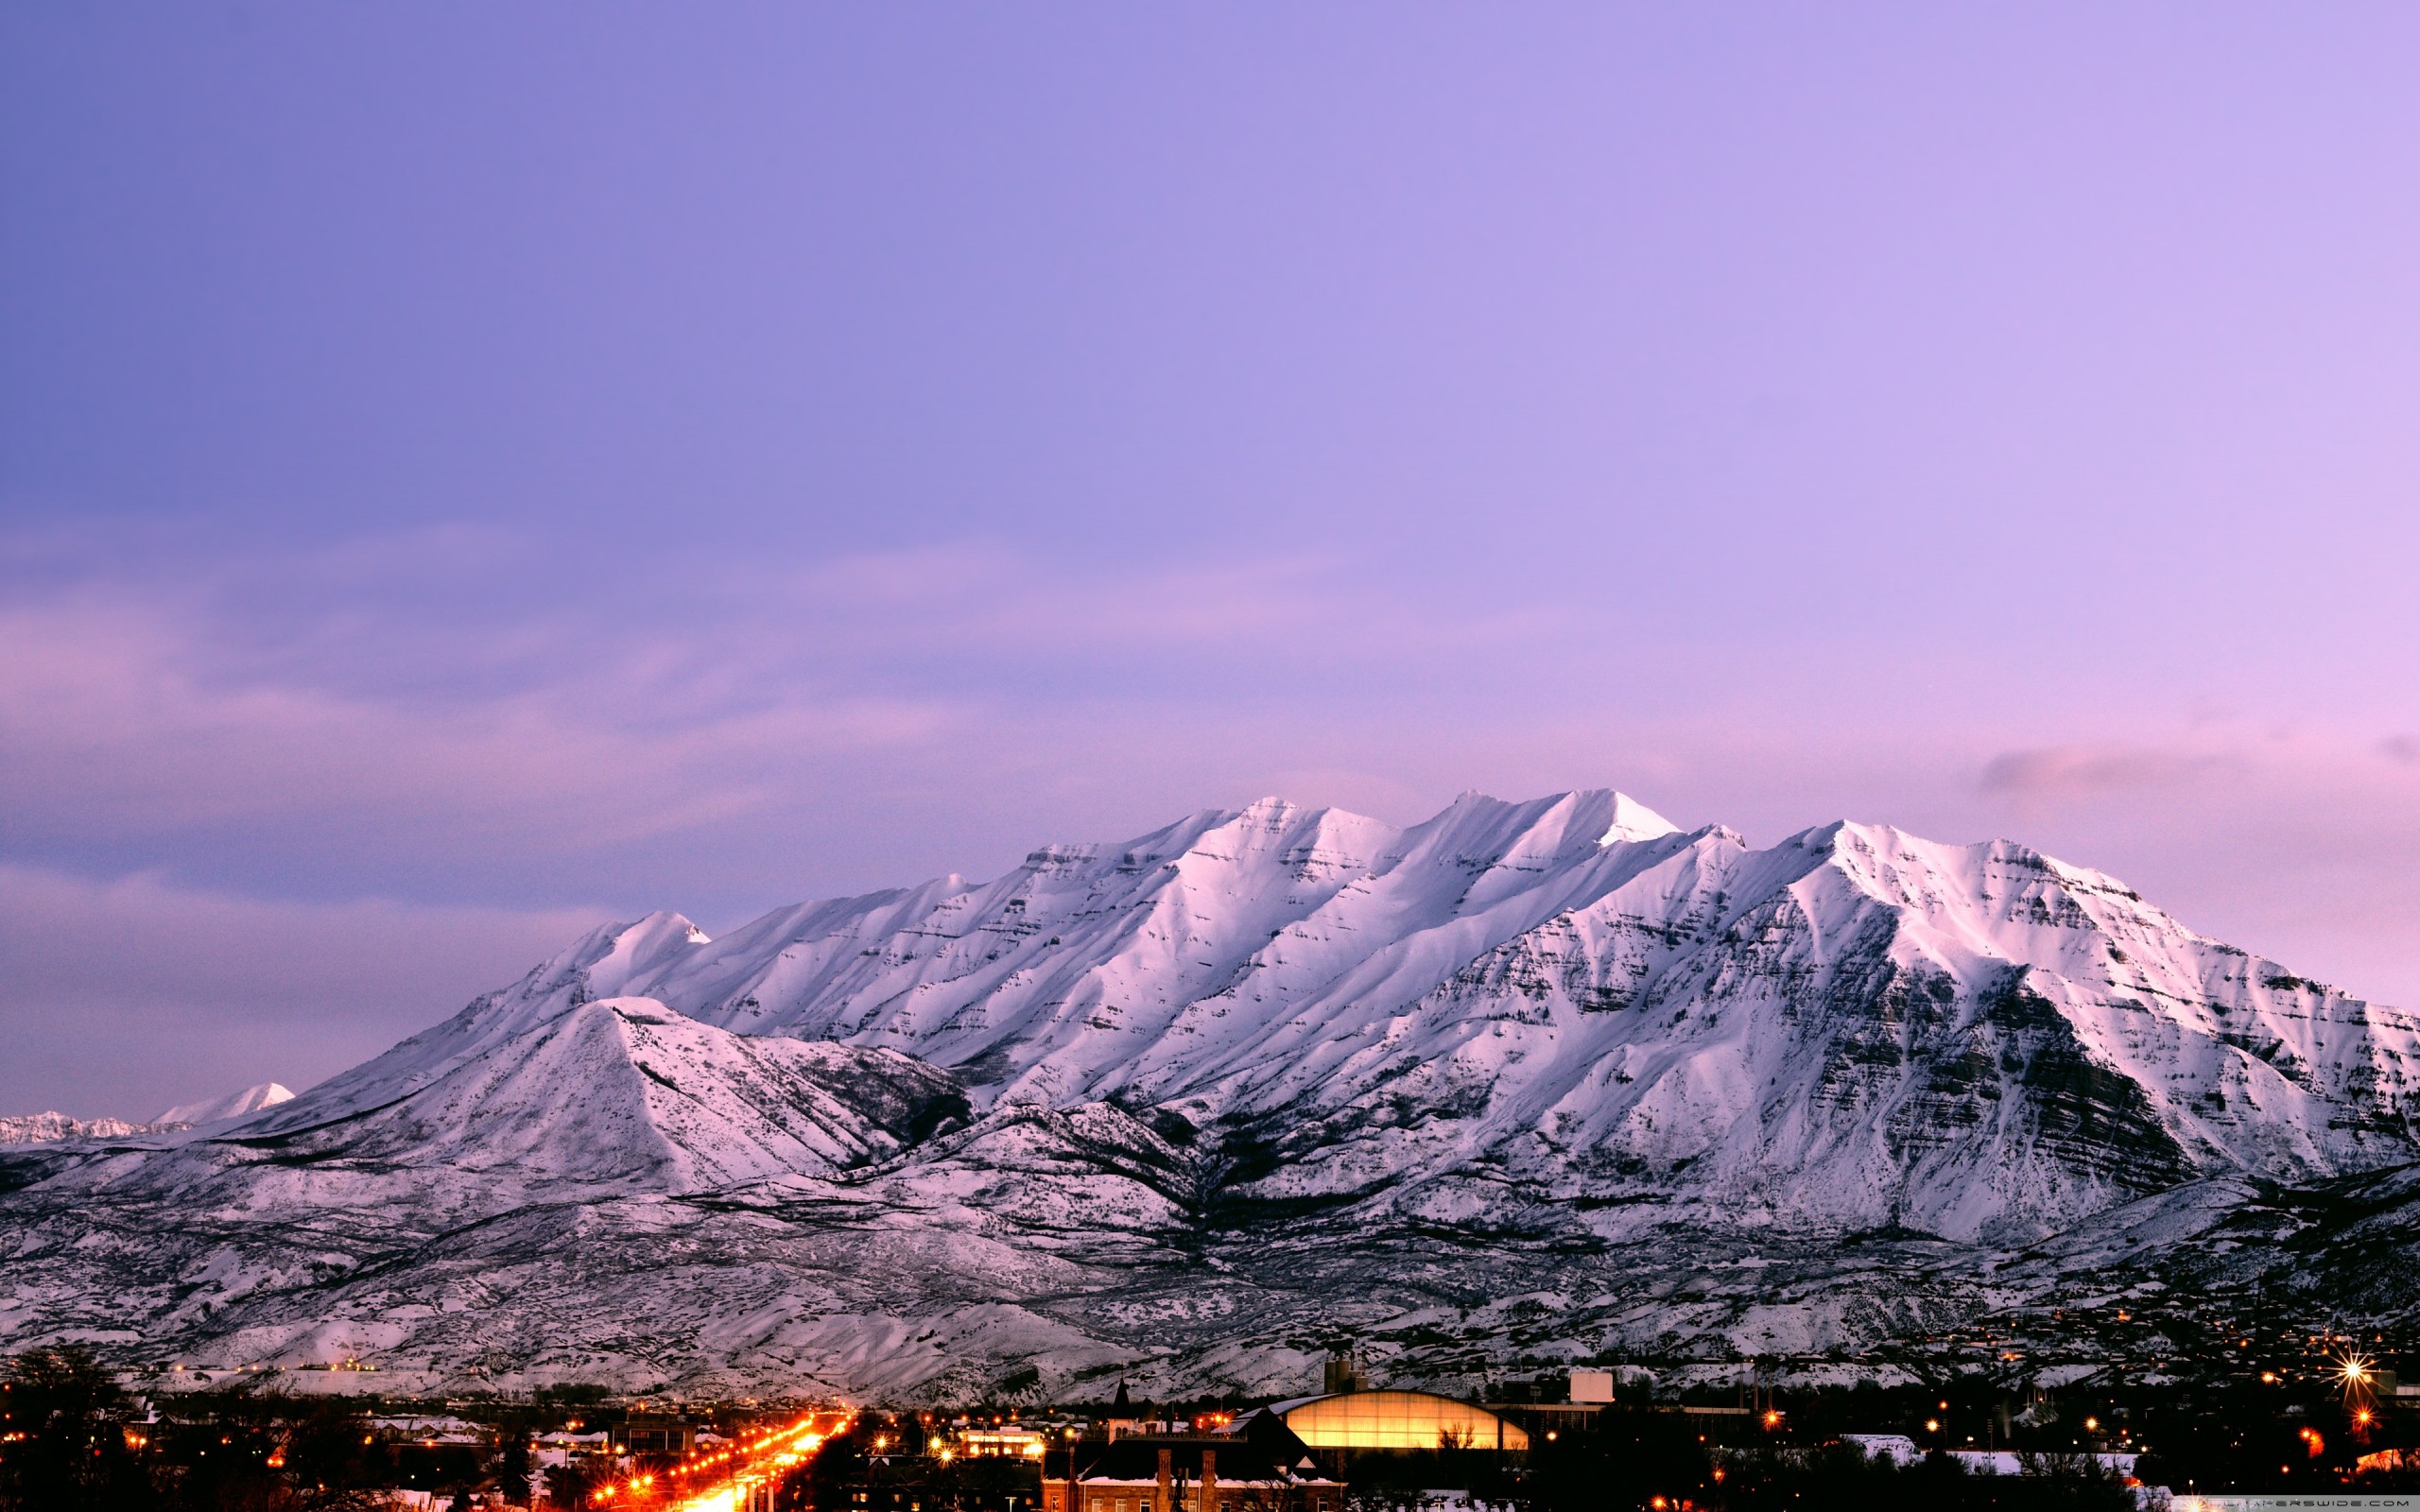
[5,5,2419,1118]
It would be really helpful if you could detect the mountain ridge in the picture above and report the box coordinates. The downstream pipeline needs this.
[1,787,2413,1397]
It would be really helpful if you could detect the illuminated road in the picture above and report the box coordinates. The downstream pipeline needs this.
[590,1410,850,1511]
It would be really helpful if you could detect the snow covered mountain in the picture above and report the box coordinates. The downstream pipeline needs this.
[2,790,2414,1397]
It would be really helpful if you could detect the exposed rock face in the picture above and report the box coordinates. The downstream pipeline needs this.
[2,791,2413,1397]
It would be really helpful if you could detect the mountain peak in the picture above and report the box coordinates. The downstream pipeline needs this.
[158,1081,294,1126]
[1599,791,1680,844]
[586,911,712,997]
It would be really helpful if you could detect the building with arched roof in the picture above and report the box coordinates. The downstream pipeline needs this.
[1275,1391,1529,1453]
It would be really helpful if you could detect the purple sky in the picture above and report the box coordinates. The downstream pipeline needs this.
[5,6,2418,1118]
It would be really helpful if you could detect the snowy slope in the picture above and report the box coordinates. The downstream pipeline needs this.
[1,788,2413,1395]
[9,995,970,1230]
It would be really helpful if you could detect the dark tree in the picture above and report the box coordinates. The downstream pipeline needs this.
[493,1412,537,1506]
[0,1344,156,1511]
[145,1389,394,1512]
[542,1458,601,1510]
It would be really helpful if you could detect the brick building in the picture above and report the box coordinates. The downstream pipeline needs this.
[614,1419,698,1455]
[1042,1440,1341,1512]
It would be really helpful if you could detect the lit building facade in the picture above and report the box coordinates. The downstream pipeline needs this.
[955,1427,1050,1458]
[1278,1392,1529,1453]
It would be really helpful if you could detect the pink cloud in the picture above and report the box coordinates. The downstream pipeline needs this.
[0,861,604,1121]
[0,586,955,853]
[1979,743,2237,799]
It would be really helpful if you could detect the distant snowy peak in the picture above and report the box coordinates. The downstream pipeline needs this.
[0,1111,167,1144]
[158,1082,294,1126]
[0,1081,300,1145]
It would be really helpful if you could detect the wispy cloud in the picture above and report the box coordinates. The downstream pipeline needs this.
[0,524,1573,891]
[1979,743,2238,799]
[0,586,949,850]
[0,861,604,1120]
